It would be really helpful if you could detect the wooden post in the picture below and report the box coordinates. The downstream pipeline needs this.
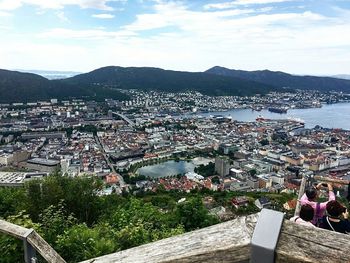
[0,219,66,263]
[294,176,307,216]
[313,176,349,185]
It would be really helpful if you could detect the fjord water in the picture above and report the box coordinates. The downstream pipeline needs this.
[201,103,350,130]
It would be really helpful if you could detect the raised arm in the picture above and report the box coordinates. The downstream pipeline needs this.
[327,183,335,201]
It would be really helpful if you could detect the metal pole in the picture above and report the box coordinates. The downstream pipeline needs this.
[294,176,307,217]
[23,240,37,263]
[23,228,37,263]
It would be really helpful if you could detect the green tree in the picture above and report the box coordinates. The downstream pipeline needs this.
[249,169,257,176]
[106,198,184,249]
[194,162,215,177]
[39,201,77,245]
[175,197,219,231]
[211,176,220,184]
[259,139,269,146]
[0,187,26,218]
[56,223,117,262]
[25,174,103,225]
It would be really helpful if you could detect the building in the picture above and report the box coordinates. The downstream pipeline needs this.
[24,158,60,173]
[230,168,245,179]
[247,176,259,189]
[4,135,14,143]
[254,197,271,210]
[0,172,47,187]
[231,196,249,209]
[215,156,230,177]
[229,180,250,191]
[21,132,66,140]
[0,150,29,166]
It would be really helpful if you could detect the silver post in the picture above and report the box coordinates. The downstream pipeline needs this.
[23,239,37,263]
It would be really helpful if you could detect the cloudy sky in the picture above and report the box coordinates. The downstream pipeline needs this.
[0,0,349,75]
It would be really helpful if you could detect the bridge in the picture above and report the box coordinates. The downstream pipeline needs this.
[112,112,135,127]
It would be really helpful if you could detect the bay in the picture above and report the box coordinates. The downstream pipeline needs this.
[198,103,350,130]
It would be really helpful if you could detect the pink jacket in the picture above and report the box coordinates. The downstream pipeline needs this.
[300,191,335,224]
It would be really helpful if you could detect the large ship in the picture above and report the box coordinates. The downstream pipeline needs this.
[268,107,288,114]
[256,115,271,122]
[287,117,305,124]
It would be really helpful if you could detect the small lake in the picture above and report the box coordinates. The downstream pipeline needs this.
[136,160,195,178]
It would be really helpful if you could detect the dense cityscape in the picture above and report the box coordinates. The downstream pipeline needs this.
[1,90,350,196]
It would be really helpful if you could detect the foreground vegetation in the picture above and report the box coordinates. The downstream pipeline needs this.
[0,173,294,262]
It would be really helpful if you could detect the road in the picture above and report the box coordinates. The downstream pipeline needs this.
[112,112,135,127]
[95,135,126,187]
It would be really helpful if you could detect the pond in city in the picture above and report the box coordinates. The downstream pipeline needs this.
[136,158,212,178]
[137,160,195,178]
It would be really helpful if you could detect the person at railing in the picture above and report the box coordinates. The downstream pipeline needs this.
[300,182,335,226]
[320,200,350,234]
[290,204,316,228]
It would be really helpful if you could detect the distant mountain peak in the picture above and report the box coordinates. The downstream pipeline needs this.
[205,66,350,92]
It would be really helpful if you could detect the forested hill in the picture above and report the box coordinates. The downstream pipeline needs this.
[5,65,350,103]
[61,66,277,96]
[206,66,350,92]
[0,69,129,103]
[0,69,52,102]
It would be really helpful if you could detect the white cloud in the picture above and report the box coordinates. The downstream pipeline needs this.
[0,0,116,11]
[56,11,69,22]
[204,0,293,9]
[2,0,350,75]
[92,13,115,19]
[0,10,11,16]
[0,0,22,10]
[124,2,257,31]
[39,28,136,39]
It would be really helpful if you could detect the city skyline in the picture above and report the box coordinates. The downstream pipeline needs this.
[0,0,350,75]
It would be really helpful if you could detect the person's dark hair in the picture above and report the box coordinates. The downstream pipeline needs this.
[326,200,346,218]
[299,204,314,222]
[305,187,317,200]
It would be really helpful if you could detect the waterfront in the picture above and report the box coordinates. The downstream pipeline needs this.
[198,103,350,130]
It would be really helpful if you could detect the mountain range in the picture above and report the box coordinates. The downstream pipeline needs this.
[206,66,350,92]
[332,74,350,80]
[1,66,350,103]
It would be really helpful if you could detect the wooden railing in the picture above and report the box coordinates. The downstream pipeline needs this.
[80,213,350,263]
[0,219,66,263]
[2,212,350,263]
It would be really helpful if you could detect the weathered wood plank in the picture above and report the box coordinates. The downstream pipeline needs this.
[0,219,29,239]
[80,214,259,263]
[276,220,350,263]
[27,230,66,263]
[314,176,349,185]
